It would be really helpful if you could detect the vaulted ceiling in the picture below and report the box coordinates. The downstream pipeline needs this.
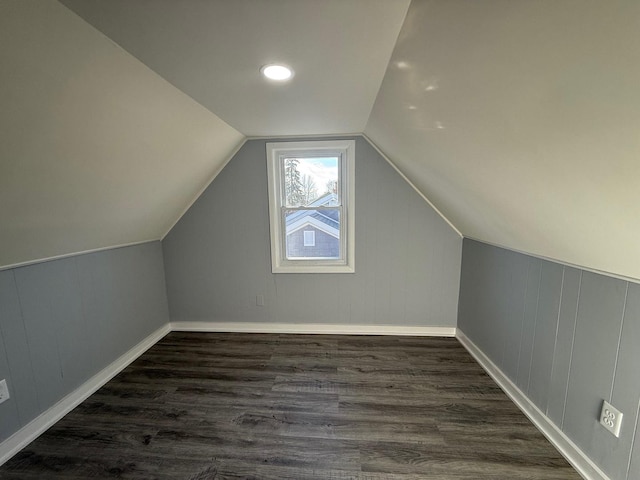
[2,0,639,281]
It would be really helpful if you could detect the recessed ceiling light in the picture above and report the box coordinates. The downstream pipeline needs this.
[261,64,294,81]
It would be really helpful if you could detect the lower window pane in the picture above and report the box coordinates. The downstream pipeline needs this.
[285,209,340,259]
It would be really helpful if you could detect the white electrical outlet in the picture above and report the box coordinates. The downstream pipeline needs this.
[256,295,265,306]
[600,400,623,437]
[0,379,9,404]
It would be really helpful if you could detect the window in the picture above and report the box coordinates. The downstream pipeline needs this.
[266,140,355,273]
[303,230,315,247]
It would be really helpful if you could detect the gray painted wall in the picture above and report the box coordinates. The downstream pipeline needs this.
[458,239,640,480]
[0,241,169,442]
[163,137,462,327]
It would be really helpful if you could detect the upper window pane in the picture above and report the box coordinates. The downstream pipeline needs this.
[283,156,339,207]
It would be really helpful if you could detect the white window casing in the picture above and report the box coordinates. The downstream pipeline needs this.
[266,139,355,273]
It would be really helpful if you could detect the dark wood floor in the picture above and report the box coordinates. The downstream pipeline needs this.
[0,332,581,479]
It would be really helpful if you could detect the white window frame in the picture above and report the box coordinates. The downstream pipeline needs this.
[266,139,355,273]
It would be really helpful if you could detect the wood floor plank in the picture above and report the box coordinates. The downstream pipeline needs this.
[0,333,581,479]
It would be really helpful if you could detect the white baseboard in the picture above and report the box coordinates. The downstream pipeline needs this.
[456,329,610,480]
[0,324,171,467]
[171,321,456,337]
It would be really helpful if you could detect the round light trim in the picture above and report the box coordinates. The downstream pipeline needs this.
[261,64,293,81]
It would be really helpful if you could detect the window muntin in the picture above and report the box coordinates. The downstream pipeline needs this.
[266,140,355,273]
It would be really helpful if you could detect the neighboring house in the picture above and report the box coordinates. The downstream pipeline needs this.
[286,193,340,258]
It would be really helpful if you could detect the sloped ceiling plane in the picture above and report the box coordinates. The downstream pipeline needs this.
[1,0,639,281]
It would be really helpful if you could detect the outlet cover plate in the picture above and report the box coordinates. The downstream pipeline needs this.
[0,379,9,404]
[600,400,623,437]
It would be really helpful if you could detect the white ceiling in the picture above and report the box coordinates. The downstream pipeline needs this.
[59,0,411,136]
[366,0,640,280]
[0,0,243,268]
[2,0,639,281]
